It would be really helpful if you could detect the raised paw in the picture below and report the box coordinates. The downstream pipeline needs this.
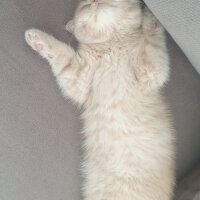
[25,29,54,59]
[142,7,160,34]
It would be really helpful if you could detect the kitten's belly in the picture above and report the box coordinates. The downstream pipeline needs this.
[82,96,175,199]
[82,97,174,178]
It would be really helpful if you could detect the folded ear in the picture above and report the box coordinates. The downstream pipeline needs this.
[65,20,74,33]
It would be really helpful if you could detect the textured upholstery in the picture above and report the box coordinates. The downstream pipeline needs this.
[144,0,200,74]
[175,163,200,200]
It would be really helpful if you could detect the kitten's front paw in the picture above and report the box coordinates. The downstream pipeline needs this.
[142,7,161,34]
[25,29,54,59]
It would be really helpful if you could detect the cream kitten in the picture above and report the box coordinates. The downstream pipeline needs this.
[25,0,175,199]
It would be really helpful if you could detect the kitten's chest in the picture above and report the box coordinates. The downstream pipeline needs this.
[91,55,130,101]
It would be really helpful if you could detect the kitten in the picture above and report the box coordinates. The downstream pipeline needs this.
[25,0,175,199]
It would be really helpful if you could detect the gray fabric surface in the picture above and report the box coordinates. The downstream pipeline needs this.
[144,0,200,74]
[0,0,200,200]
[175,163,200,200]
[165,34,200,180]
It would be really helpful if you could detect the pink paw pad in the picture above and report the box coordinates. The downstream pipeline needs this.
[34,35,39,41]
[34,43,43,51]
[28,34,32,40]
[48,54,53,59]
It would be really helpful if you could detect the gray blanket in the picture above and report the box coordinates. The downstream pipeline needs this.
[144,0,200,74]
[175,164,200,200]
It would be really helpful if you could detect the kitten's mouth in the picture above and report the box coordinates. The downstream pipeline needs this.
[91,0,104,8]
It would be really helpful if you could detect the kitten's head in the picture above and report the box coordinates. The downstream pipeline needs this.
[66,0,142,44]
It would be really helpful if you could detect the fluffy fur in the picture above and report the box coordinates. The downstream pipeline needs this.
[25,0,175,199]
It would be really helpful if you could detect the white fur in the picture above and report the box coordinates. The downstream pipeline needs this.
[25,0,175,199]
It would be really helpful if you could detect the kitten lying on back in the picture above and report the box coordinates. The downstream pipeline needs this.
[25,0,175,199]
